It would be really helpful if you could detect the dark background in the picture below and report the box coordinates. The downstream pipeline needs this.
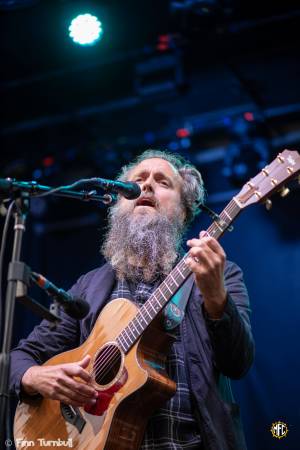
[1,1,300,449]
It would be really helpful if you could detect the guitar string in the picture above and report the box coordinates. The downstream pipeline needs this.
[88,276,182,381]
[89,291,167,381]
[89,253,205,381]
[89,262,193,382]
[89,259,215,381]
[89,256,191,379]
[89,347,120,382]
[90,290,171,381]
[206,203,238,235]
[88,204,240,382]
[89,247,220,381]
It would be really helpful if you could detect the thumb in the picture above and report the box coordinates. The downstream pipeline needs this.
[78,354,91,368]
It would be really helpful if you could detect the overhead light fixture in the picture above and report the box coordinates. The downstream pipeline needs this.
[69,13,103,46]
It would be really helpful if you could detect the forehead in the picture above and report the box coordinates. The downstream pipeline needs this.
[128,158,181,181]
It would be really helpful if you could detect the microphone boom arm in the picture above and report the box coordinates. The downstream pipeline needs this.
[0,178,116,205]
[0,176,141,203]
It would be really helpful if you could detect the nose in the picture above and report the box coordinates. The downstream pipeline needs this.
[141,176,154,193]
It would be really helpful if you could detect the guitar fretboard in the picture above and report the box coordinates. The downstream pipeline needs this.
[116,198,241,353]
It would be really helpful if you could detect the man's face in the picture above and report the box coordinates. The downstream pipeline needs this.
[118,158,185,222]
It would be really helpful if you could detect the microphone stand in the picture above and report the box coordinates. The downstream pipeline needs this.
[0,192,30,439]
[0,179,116,439]
[0,178,117,204]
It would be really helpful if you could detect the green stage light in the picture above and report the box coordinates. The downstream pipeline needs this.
[69,13,103,46]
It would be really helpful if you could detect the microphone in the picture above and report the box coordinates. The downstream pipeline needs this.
[31,272,90,320]
[89,178,141,200]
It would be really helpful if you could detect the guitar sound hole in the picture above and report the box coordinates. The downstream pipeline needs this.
[94,343,122,386]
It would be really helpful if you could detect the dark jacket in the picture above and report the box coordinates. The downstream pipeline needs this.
[10,260,254,450]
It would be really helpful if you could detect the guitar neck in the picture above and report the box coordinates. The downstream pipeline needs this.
[115,198,241,353]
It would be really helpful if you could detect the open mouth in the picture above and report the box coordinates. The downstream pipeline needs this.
[135,197,156,208]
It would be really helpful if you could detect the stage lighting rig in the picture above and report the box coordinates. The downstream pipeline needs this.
[222,115,270,186]
[134,52,185,97]
[170,0,233,17]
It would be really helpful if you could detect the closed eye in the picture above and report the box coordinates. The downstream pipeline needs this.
[160,180,169,187]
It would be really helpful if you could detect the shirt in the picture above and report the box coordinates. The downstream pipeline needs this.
[111,278,202,449]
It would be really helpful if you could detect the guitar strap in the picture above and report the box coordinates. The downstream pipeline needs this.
[163,274,194,330]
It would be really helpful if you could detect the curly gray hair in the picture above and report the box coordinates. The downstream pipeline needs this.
[117,149,205,227]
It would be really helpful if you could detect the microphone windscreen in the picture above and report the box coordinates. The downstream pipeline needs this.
[123,182,141,200]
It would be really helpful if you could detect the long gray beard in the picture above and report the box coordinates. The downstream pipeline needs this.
[102,207,185,283]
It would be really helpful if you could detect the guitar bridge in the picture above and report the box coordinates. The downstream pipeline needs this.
[60,402,86,433]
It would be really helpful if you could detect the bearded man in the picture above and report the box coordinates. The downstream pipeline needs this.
[10,150,254,450]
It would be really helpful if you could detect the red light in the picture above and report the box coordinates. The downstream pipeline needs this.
[42,156,55,167]
[157,34,171,52]
[176,128,190,138]
[158,34,170,44]
[157,43,168,52]
[244,112,254,122]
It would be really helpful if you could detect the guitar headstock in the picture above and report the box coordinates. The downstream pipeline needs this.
[234,149,300,209]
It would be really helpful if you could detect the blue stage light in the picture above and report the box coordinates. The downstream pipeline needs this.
[69,13,103,46]
[32,169,42,179]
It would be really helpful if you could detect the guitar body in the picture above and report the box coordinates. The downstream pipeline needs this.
[14,298,176,450]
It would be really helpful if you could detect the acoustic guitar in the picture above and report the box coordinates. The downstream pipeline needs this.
[14,149,300,449]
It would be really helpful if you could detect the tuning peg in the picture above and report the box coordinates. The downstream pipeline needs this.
[279,186,290,198]
[265,199,272,210]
